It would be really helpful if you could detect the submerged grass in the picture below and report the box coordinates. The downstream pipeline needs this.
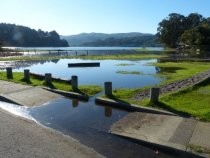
[0,71,102,96]
[116,63,135,66]
[116,70,142,75]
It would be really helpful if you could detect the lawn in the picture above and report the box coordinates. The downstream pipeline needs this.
[158,80,210,121]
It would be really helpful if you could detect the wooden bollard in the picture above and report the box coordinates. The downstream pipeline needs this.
[45,73,52,84]
[150,87,160,103]
[71,75,78,91]
[6,67,13,79]
[24,69,30,81]
[104,82,112,97]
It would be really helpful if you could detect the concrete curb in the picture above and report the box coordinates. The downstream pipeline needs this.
[110,133,204,158]
[0,94,22,106]
[95,97,176,116]
[42,87,89,101]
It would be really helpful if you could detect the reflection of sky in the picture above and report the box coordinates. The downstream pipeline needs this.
[29,98,128,132]
[13,59,161,89]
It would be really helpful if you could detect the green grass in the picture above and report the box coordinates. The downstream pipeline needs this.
[107,61,210,121]
[153,62,210,84]
[111,80,210,121]
[116,70,142,75]
[0,71,102,96]
[157,83,210,121]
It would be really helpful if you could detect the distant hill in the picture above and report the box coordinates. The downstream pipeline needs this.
[61,32,161,47]
[0,23,69,47]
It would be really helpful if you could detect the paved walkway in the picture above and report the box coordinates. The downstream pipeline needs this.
[0,108,103,158]
[111,112,210,157]
[0,80,61,107]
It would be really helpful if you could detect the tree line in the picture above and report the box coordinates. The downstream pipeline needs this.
[0,23,69,47]
[157,13,210,50]
[81,35,161,47]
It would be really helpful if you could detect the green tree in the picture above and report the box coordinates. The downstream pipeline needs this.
[181,28,204,47]
[185,13,205,28]
[157,13,186,48]
[181,23,210,51]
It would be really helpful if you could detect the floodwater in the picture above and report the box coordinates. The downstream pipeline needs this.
[0,57,200,157]
[13,59,161,89]
[0,98,195,158]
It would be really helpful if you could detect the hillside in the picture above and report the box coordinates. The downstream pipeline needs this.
[0,23,69,47]
[61,32,161,47]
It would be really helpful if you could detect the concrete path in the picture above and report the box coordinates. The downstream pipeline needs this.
[111,112,210,157]
[0,80,61,107]
[0,108,103,158]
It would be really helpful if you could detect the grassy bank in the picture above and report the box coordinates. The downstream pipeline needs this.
[157,79,210,121]
[0,71,102,96]
[0,52,166,61]
[108,61,210,121]
[153,61,210,84]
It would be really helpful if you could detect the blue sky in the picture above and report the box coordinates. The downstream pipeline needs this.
[0,0,210,35]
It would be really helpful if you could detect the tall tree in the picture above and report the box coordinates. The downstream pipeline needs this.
[185,13,205,28]
[181,27,204,47]
[157,13,186,48]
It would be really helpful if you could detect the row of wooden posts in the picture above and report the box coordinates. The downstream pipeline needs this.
[5,67,78,91]
[6,67,160,103]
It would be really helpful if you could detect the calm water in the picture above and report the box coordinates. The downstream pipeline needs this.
[13,59,161,89]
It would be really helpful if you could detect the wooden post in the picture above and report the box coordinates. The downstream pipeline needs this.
[45,73,52,84]
[150,87,160,103]
[24,69,30,81]
[6,67,13,79]
[104,82,112,97]
[71,75,78,91]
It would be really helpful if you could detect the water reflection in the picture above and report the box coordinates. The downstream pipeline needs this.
[27,98,193,158]
[155,66,185,73]
[1,97,198,158]
[105,106,112,117]
[72,99,79,108]
[11,58,161,89]
[0,59,60,69]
